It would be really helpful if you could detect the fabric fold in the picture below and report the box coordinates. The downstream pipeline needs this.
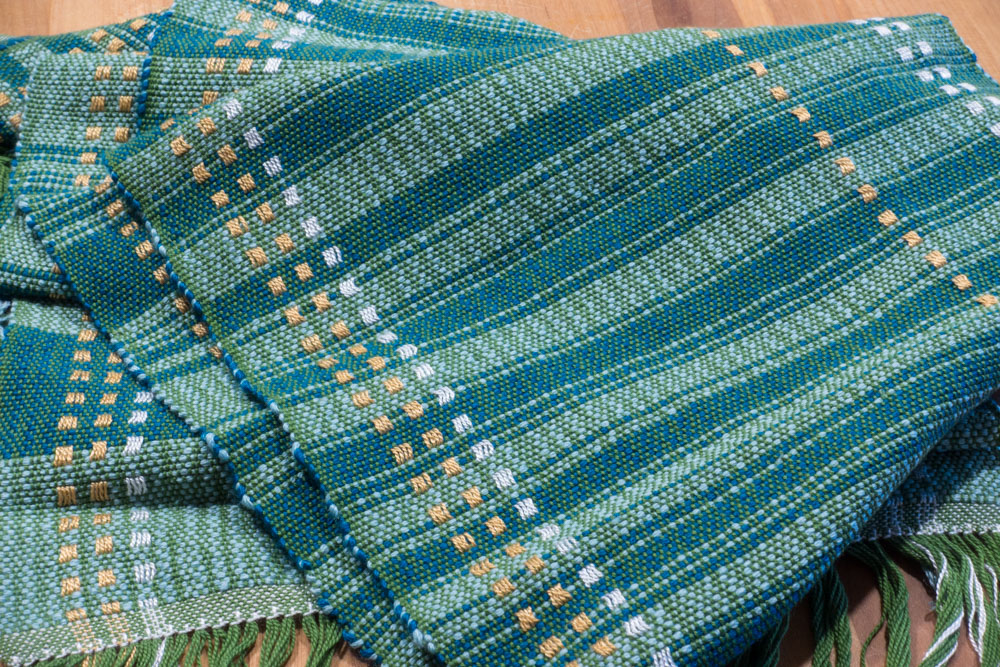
[8,3,1000,666]
[0,14,163,299]
[103,10,1000,666]
[0,299,317,664]
[10,1,570,663]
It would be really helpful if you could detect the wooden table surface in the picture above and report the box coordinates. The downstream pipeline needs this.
[6,1,991,665]
[7,0,1000,79]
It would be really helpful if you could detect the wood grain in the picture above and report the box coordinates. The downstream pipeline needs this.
[6,0,1000,78]
[432,0,1000,78]
[6,1,990,665]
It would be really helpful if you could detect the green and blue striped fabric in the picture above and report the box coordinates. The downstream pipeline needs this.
[7,1,565,664]
[7,2,1000,666]
[0,14,163,300]
[110,11,1000,666]
[0,299,320,665]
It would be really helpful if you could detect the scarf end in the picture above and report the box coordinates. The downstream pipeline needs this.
[734,532,1000,667]
[22,613,342,667]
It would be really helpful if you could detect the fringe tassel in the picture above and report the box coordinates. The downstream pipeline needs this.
[793,532,1000,667]
[732,545,905,667]
[206,621,258,667]
[29,613,342,667]
[259,617,297,667]
[890,533,1000,667]
[153,633,190,667]
[38,532,1000,667]
[302,612,343,667]
[846,541,911,666]
[29,634,192,667]
[809,566,852,667]
[181,629,209,667]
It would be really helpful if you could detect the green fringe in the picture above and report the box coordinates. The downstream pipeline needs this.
[809,565,852,667]
[846,541,911,666]
[29,530,1000,667]
[890,532,1000,667]
[731,530,1000,667]
[302,613,343,667]
[181,629,210,667]
[156,634,191,667]
[259,617,297,667]
[29,634,192,667]
[206,622,258,667]
[962,533,1000,667]
[28,613,341,667]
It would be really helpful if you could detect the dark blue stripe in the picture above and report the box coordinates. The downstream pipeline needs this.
[301,129,1000,506]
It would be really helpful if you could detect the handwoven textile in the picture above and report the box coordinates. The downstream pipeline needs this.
[5,3,1000,667]
[0,15,163,299]
[0,299,321,663]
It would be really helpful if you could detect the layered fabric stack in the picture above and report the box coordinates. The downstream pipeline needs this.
[3,2,1000,666]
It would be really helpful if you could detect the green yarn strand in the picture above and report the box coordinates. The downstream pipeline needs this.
[260,617,297,667]
[302,613,343,667]
[126,642,151,667]
[155,634,193,667]
[34,656,69,667]
[27,633,200,667]
[829,571,853,667]
[764,614,792,667]
[91,647,118,667]
[893,535,964,667]
[136,639,169,667]
[118,640,153,667]
[847,547,887,667]
[235,622,261,666]
[24,620,297,667]
[110,642,140,667]
[975,534,1000,667]
[809,566,852,667]
[847,541,911,667]
[181,629,210,667]
[958,534,1000,667]
[808,572,832,667]
[206,622,259,667]
[207,625,238,667]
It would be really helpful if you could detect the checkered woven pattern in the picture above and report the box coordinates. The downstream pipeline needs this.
[5,2,1000,666]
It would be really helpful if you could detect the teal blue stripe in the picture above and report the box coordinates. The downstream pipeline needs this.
[299,132,1000,504]
[361,273,1000,585]
[187,23,938,331]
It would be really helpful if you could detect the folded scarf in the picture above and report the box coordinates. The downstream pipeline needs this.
[4,3,1000,666]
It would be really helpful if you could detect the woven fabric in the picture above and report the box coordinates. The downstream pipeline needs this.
[6,2,562,664]
[0,15,163,299]
[864,398,1000,539]
[111,11,1000,665]
[6,2,1000,666]
[0,299,316,664]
